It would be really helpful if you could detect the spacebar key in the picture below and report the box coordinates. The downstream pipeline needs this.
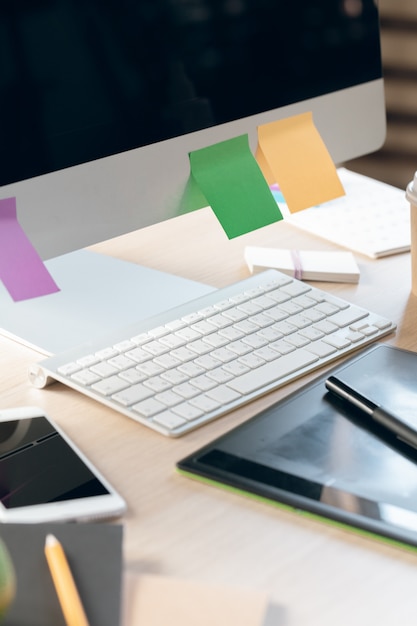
[227,350,319,395]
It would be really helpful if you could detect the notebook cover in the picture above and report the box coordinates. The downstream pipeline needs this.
[123,572,280,626]
[0,522,123,626]
[178,344,417,551]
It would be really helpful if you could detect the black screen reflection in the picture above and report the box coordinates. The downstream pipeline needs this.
[0,417,108,509]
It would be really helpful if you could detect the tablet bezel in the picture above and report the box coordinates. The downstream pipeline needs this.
[178,344,417,550]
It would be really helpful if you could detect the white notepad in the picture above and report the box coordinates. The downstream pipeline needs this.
[278,168,410,259]
[244,246,360,283]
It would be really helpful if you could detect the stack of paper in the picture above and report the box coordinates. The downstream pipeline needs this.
[245,246,360,283]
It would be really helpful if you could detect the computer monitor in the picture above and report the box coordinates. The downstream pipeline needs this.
[1,0,385,261]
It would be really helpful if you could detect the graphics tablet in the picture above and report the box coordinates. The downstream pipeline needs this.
[177,344,417,550]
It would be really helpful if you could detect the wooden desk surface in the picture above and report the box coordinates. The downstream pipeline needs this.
[2,207,417,625]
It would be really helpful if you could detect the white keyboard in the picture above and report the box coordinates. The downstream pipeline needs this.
[29,270,395,437]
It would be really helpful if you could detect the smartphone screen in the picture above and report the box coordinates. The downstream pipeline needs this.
[0,416,109,509]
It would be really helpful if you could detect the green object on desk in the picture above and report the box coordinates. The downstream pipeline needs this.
[189,134,283,238]
[0,538,16,622]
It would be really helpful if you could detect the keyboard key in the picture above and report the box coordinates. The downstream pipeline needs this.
[133,398,166,417]
[206,368,234,384]
[305,342,337,358]
[323,335,352,349]
[313,320,338,334]
[173,382,200,399]
[153,411,187,430]
[119,368,147,384]
[92,376,130,396]
[206,385,241,404]
[189,374,217,391]
[270,340,295,355]
[155,390,183,407]
[329,308,369,327]
[173,403,204,421]
[189,395,220,412]
[160,368,188,385]
[71,369,101,386]
[361,325,379,336]
[143,376,171,392]
[90,362,118,378]
[113,384,153,406]
[108,355,136,370]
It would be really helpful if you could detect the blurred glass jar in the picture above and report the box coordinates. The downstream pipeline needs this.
[0,538,16,622]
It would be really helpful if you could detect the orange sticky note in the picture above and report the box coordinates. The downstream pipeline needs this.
[254,144,275,186]
[257,112,345,213]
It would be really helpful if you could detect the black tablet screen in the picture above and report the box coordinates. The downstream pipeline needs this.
[178,345,417,548]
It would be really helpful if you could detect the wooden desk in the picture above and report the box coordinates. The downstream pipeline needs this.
[2,207,417,625]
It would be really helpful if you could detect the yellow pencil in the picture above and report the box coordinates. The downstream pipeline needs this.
[44,533,90,626]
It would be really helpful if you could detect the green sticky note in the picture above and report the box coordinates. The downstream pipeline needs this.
[189,134,282,239]
[177,174,209,215]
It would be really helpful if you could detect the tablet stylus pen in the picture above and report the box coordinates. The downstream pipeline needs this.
[325,376,417,449]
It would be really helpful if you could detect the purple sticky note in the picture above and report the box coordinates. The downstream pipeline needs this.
[0,197,60,301]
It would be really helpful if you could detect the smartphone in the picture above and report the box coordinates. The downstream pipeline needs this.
[0,407,126,523]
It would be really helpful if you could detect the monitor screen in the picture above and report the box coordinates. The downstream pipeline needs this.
[0,0,385,260]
